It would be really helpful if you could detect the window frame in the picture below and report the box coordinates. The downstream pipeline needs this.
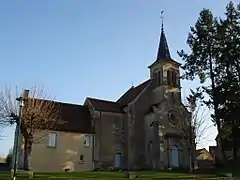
[79,154,84,164]
[84,135,91,147]
[148,141,153,154]
[47,132,58,148]
[167,70,172,85]
[171,70,176,85]
[157,71,161,85]
[160,141,165,162]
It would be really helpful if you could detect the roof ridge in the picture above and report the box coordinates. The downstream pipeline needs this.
[116,79,151,105]
[87,97,118,104]
[55,101,83,106]
[116,87,133,103]
[134,79,151,88]
[27,98,83,107]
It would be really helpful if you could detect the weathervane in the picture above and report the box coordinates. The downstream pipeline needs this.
[160,11,164,30]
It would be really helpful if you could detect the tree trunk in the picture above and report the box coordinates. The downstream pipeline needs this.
[216,127,227,165]
[208,54,227,165]
[188,148,192,173]
[23,137,28,170]
[233,126,238,160]
[23,135,33,171]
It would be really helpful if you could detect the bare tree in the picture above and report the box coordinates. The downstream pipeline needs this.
[0,86,62,170]
[176,89,211,172]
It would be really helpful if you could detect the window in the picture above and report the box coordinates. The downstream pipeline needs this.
[79,154,84,163]
[84,135,91,147]
[153,73,157,81]
[158,71,161,85]
[160,141,164,152]
[48,132,57,148]
[167,69,178,86]
[172,71,178,86]
[153,72,157,85]
[160,141,164,162]
[167,70,172,85]
[148,141,153,154]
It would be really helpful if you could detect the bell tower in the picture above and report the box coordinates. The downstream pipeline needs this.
[148,12,181,102]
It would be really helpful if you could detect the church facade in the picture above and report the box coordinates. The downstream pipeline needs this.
[84,25,192,170]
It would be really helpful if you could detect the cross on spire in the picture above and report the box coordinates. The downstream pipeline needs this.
[160,11,164,30]
[156,11,171,61]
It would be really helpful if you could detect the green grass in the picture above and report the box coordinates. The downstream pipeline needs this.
[215,166,240,177]
[0,171,218,180]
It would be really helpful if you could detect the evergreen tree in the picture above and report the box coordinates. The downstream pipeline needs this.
[215,1,240,159]
[179,1,240,163]
[177,9,227,163]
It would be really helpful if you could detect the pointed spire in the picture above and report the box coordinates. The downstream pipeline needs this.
[156,11,171,60]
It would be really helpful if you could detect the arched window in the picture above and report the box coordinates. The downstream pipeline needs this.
[153,73,157,80]
[171,71,176,85]
[80,154,84,163]
[160,141,164,162]
[153,73,157,85]
[167,70,172,85]
[176,73,179,85]
[157,71,161,85]
[148,141,153,154]
[160,141,164,152]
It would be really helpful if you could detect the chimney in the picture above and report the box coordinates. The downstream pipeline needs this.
[23,89,29,99]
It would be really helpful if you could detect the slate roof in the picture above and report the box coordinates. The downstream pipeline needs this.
[157,26,172,61]
[23,99,94,133]
[117,79,151,106]
[148,25,181,68]
[23,79,151,133]
[55,102,94,133]
[85,79,151,113]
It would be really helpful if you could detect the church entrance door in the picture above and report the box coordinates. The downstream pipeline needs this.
[171,145,179,168]
[114,153,121,168]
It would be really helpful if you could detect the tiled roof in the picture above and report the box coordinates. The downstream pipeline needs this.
[196,148,208,155]
[117,79,151,106]
[87,97,124,113]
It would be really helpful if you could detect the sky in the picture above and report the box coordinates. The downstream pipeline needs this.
[0,0,238,157]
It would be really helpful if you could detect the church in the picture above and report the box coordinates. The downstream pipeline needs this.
[18,21,193,172]
[83,22,192,170]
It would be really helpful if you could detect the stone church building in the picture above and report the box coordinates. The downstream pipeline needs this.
[17,23,192,172]
[83,24,192,170]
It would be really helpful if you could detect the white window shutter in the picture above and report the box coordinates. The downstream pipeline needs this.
[53,133,56,147]
[48,132,57,148]
[84,135,90,147]
[48,133,52,147]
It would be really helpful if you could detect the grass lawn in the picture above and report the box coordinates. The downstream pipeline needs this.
[0,171,218,180]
